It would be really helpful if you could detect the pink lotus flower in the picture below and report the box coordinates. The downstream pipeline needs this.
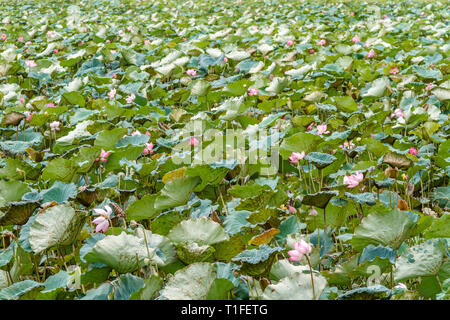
[367,49,376,58]
[145,131,151,137]
[420,12,425,17]
[97,149,110,162]
[18,36,24,42]
[20,97,25,104]
[289,151,305,164]
[288,205,297,214]
[53,49,58,53]
[142,142,154,155]
[1,34,7,41]
[80,185,87,192]
[425,83,433,90]
[92,205,113,233]
[144,39,150,44]
[317,39,326,46]
[409,147,418,156]
[309,49,315,54]
[108,88,116,100]
[343,171,364,188]
[189,137,199,146]
[350,12,355,16]
[24,111,33,121]
[49,121,61,132]
[112,73,117,79]
[288,240,312,262]
[46,30,55,37]
[223,57,228,63]
[106,40,111,43]
[47,102,56,108]
[127,26,134,33]
[316,123,330,135]
[306,122,315,131]
[186,69,197,77]
[392,108,405,119]
[126,93,136,104]
[389,66,399,74]
[286,40,294,46]
[25,41,32,45]
[248,88,258,96]
[25,60,37,67]
[310,208,318,216]
[352,36,360,43]
[131,130,141,136]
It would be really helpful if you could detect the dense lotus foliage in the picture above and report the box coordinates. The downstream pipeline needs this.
[0,0,448,300]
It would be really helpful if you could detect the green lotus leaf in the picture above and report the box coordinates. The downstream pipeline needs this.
[424,214,450,238]
[168,218,227,245]
[0,200,39,226]
[383,151,412,169]
[232,245,282,277]
[279,132,323,159]
[345,192,377,206]
[352,208,416,251]
[29,204,86,253]
[262,268,327,300]
[304,152,337,169]
[159,262,216,300]
[0,280,43,300]
[80,283,113,300]
[129,276,162,300]
[394,239,447,282]
[175,242,216,264]
[126,194,159,221]
[359,244,397,264]
[112,273,145,300]
[84,232,154,274]
[154,176,200,212]
[337,285,391,300]
[134,228,176,267]
[302,191,339,208]
[40,181,78,204]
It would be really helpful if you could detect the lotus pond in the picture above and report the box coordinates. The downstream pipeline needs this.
[0,0,448,300]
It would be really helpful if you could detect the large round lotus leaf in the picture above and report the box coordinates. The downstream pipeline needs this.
[0,201,39,226]
[84,232,153,274]
[394,240,447,282]
[29,204,86,253]
[337,285,391,300]
[175,242,216,264]
[159,262,216,300]
[134,228,176,267]
[262,269,327,300]
[167,217,228,245]
[352,208,416,251]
